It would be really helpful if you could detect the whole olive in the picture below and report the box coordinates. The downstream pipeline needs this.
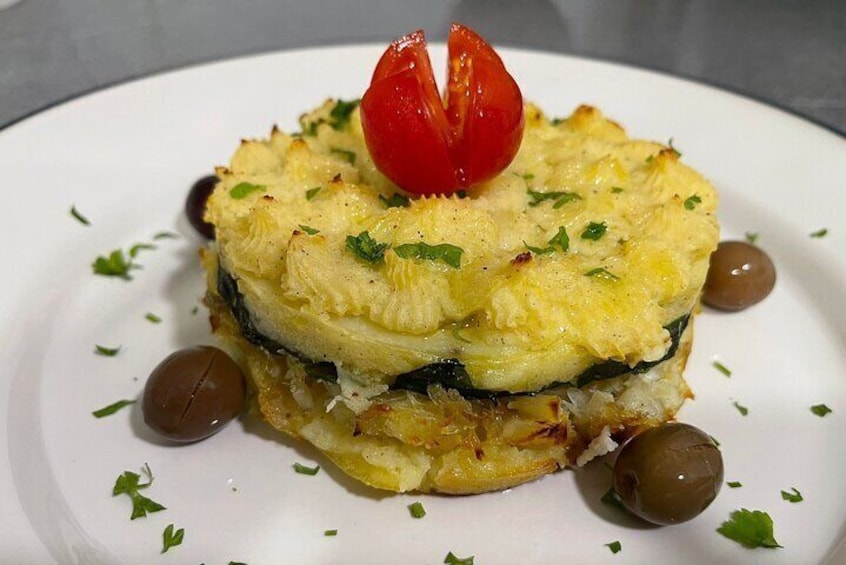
[185,175,218,239]
[143,346,245,442]
[612,423,723,525]
[703,240,776,311]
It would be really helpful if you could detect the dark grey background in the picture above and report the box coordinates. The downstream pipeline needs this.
[1,0,844,134]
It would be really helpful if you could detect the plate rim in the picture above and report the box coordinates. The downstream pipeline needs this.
[1,41,844,140]
[1,42,845,564]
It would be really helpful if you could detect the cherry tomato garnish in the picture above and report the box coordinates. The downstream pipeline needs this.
[360,24,524,195]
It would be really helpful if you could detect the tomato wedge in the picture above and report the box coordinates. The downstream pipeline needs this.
[360,24,524,195]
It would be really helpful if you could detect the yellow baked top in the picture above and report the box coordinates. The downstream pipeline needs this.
[205,100,719,393]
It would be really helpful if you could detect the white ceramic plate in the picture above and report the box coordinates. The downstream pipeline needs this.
[1,45,845,564]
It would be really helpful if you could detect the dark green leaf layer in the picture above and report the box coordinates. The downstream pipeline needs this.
[217,267,690,399]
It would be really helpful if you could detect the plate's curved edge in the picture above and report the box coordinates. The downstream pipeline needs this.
[0,38,396,134]
[1,42,845,564]
[6,326,118,564]
[1,42,844,140]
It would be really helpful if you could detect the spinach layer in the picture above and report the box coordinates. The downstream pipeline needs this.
[218,268,689,399]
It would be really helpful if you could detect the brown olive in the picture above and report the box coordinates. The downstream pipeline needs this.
[185,175,217,239]
[612,423,723,525]
[703,240,776,311]
[143,346,245,442]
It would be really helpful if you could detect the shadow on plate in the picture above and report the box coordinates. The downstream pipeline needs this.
[135,215,393,500]
[571,454,659,531]
[238,411,393,501]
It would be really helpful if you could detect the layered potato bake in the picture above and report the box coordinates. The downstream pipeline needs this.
[202,100,719,494]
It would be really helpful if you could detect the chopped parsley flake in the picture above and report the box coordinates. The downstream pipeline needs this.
[525,226,570,256]
[152,231,178,240]
[811,404,832,417]
[444,552,474,565]
[781,487,803,503]
[606,541,622,554]
[394,242,464,269]
[129,242,156,258]
[712,360,732,377]
[328,99,360,130]
[92,249,135,280]
[524,242,555,255]
[298,224,319,235]
[112,464,166,520]
[745,232,759,244]
[515,172,535,182]
[408,501,427,518]
[229,182,266,199]
[611,186,624,193]
[324,529,338,537]
[581,221,607,241]
[601,488,624,509]
[684,195,702,210]
[301,119,319,137]
[717,508,782,549]
[330,148,356,164]
[70,205,91,226]
[668,138,682,157]
[346,231,388,264]
[298,99,360,134]
[379,193,411,208]
[527,189,580,208]
[145,312,162,324]
[95,344,121,356]
[551,193,581,208]
[733,401,749,416]
[162,523,184,553]
[585,267,619,281]
[293,462,320,476]
[305,186,322,200]
[709,435,721,447]
[548,226,570,252]
[92,399,136,418]
[810,228,828,238]
[727,481,743,488]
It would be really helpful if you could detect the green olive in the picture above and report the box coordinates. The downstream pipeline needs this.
[612,423,723,525]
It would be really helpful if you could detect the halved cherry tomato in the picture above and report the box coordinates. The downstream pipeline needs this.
[360,24,524,195]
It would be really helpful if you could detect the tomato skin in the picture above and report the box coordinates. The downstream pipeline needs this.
[360,71,460,195]
[371,30,440,104]
[446,24,524,187]
[360,24,524,195]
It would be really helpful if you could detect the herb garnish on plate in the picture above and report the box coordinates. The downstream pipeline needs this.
[717,508,782,549]
[112,463,166,520]
[92,399,135,418]
[162,523,184,553]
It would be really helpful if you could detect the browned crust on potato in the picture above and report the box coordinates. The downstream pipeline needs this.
[204,251,693,494]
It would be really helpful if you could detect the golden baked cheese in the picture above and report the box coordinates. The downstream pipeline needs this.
[206,100,718,394]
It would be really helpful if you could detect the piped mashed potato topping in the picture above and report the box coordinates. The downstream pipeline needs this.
[206,101,718,395]
[203,100,719,493]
